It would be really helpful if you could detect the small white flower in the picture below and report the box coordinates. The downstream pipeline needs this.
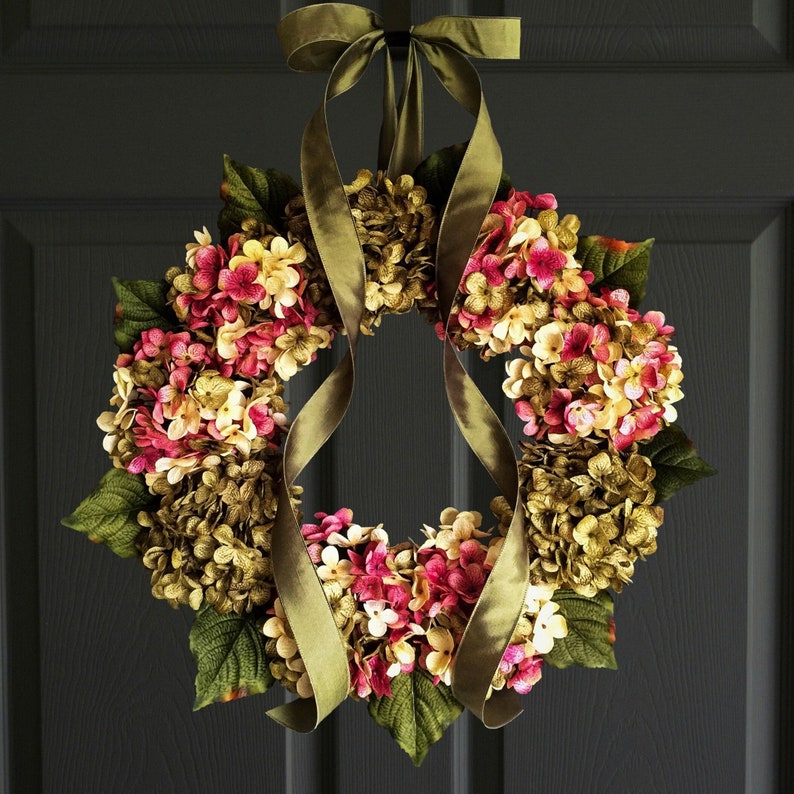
[316,546,354,588]
[531,320,567,366]
[364,600,399,638]
[531,602,567,655]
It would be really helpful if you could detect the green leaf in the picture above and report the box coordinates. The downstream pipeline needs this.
[576,235,654,308]
[62,468,154,558]
[368,669,464,766]
[413,142,512,208]
[218,155,300,240]
[112,277,176,353]
[642,423,716,502]
[544,590,617,670]
[190,604,274,709]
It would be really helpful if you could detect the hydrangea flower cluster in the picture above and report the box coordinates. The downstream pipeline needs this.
[97,326,287,485]
[261,508,567,700]
[440,190,683,451]
[168,227,334,381]
[285,170,438,335]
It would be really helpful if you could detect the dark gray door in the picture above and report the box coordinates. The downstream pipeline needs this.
[2,1,792,791]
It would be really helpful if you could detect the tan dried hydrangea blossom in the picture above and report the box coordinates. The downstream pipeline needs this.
[136,455,291,615]
[491,439,663,597]
[286,169,437,334]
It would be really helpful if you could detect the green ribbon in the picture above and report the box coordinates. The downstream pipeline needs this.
[271,3,525,732]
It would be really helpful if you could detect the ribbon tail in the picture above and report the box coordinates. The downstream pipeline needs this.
[268,478,350,730]
[416,38,530,726]
[417,40,499,320]
[378,47,398,172]
[452,511,528,727]
[461,518,527,728]
[388,41,424,178]
[442,343,528,727]
[267,351,357,730]
[267,30,383,731]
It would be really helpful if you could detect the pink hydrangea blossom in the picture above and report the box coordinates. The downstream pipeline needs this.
[527,237,566,290]
[643,310,675,336]
[543,388,573,432]
[506,653,543,694]
[136,328,170,362]
[564,399,600,436]
[192,243,226,291]
[464,253,506,286]
[447,563,485,605]
[301,508,355,542]
[350,653,392,699]
[560,322,595,361]
[591,323,614,363]
[217,263,266,304]
[169,335,207,366]
[515,400,542,437]
[612,405,663,450]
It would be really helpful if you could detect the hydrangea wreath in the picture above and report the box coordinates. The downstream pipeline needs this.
[64,6,713,766]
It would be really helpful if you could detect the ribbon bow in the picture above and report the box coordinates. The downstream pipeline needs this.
[268,3,527,734]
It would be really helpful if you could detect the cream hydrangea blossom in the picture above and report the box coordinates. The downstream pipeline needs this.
[263,598,299,660]
[365,279,403,312]
[288,656,313,699]
[152,453,205,485]
[259,260,301,317]
[386,638,417,677]
[97,367,138,454]
[425,627,454,684]
[326,523,389,547]
[433,508,488,559]
[213,382,247,433]
[364,600,400,637]
[657,348,684,421]
[507,215,542,252]
[185,225,213,267]
[269,323,331,380]
[215,317,248,361]
[164,395,203,440]
[491,304,539,347]
[229,237,306,318]
[317,546,355,588]
[530,601,568,655]
[502,356,537,400]
[531,320,567,367]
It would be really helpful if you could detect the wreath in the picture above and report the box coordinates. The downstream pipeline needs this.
[63,5,714,765]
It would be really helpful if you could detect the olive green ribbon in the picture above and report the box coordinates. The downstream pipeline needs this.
[270,3,526,732]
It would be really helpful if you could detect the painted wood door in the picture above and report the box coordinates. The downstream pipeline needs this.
[1,1,792,791]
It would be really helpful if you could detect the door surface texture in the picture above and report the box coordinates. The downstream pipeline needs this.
[1,1,792,792]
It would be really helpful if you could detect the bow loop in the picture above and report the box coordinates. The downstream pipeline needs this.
[278,3,381,72]
[412,16,521,59]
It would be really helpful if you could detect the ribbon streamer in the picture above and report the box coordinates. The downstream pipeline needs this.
[271,2,524,731]
[269,20,383,732]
